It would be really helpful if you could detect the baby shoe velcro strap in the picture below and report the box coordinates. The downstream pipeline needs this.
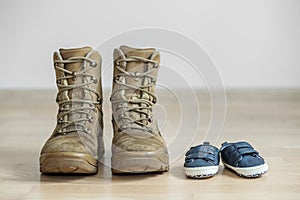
[186,144,217,156]
[233,142,259,156]
[233,142,252,149]
[229,149,258,166]
[226,151,242,167]
[237,148,258,156]
[185,152,216,162]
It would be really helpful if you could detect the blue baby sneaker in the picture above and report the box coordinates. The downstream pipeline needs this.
[220,141,268,178]
[184,142,220,178]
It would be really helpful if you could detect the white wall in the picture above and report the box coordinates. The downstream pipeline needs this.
[0,0,299,89]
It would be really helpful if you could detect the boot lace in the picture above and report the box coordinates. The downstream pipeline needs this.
[55,57,100,135]
[111,56,158,133]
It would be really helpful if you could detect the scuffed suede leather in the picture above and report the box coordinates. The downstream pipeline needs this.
[40,46,104,159]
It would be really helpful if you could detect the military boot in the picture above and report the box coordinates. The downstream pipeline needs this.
[111,45,169,173]
[40,46,104,174]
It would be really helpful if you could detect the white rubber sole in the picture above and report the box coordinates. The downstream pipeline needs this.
[184,166,219,178]
[223,163,268,178]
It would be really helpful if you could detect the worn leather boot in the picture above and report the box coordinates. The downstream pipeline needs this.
[40,47,104,174]
[111,45,169,173]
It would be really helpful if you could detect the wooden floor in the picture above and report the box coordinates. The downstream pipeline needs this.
[0,89,299,200]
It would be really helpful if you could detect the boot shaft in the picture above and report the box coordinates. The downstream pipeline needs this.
[112,45,160,100]
[52,46,103,135]
[111,45,161,134]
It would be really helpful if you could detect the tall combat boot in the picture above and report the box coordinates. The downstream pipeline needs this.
[40,47,104,174]
[111,45,169,173]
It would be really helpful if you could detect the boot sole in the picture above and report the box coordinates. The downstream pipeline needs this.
[111,151,169,174]
[40,152,98,174]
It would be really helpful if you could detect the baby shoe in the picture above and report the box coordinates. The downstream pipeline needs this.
[220,141,268,178]
[184,142,220,178]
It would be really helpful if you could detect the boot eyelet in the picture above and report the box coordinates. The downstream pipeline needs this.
[91,77,97,83]
[72,72,77,81]
[114,76,120,82]
[134,72,140,81]
[116,62,120,66]
[91,62,97,67]
[85,128,91,133]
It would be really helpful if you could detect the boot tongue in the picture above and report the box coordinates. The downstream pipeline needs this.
[60,46,92,72]
[119,45,156,87]
[60,46,92,59]
[58,47,94,133]
[59,46,93,100]
[119,45,155,60]
[119,46,157,125]
[119,45,156,97]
